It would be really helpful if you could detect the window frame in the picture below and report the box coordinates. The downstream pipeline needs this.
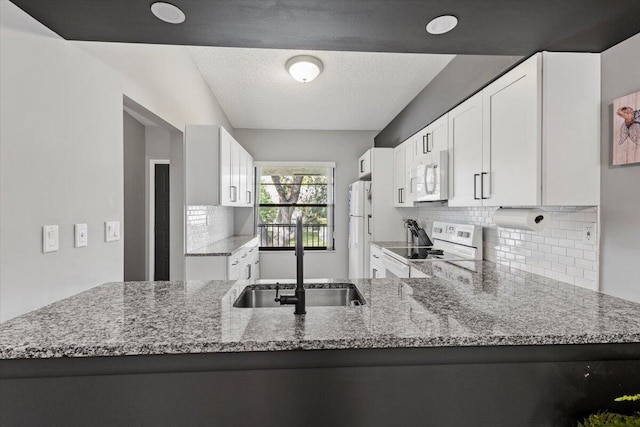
[254,161,336,252]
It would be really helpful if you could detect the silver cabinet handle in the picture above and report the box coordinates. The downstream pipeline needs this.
[360,159,365,173]
[373,254,380,259]
[367,214,372,235]
[246,190,251,203]
[372,268,377,279]
[230,186,238,202]
[247,264,251,279]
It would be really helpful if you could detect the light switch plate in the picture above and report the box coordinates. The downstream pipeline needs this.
[75,223,88,247]
[43,225,59,253]
[105,221,120,242]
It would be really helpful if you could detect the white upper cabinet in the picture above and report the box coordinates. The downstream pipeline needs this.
[219,126,233,205]
[447,51,600,207]
[186,125,254,207]
[186,125,221,206]
[415,115,448,165]
[245,152,254,205]
[482,54,540,206]
[393,141,414,207]
[358,149,372,179]
[448,92,483,207]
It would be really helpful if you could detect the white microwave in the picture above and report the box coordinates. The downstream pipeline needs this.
[410,150,448,202]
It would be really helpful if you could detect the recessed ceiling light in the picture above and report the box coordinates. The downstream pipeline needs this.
[286,55,323,83]
[426,15,458,35]
[151,2,186,24]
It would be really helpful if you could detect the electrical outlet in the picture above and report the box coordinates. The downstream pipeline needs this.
[583,223,597,244]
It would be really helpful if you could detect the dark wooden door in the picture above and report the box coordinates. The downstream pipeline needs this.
[154,164,170,280]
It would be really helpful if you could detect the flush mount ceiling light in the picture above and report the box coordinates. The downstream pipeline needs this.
[150,2,186,24]
[286,55,323,83]
[426,15,458,35]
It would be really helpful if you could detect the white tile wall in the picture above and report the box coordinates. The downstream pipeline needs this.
[416,205,600,290]
[186,205,234,252]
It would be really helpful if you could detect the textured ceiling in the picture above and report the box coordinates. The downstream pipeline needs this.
[186,46,454,130]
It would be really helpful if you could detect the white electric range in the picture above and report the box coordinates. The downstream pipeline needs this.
[382,221,483,278]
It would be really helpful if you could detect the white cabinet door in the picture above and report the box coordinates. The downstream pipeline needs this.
[228,139,241,206]
[393,145,406,207]
[415,115,448,166]
[245,152,254,206]
[238,148,247,207]
[482,54,541,207]
[429,115,449,156]
[252,255,260,282]
[369,244,386,279]
[219,127,233,206]
[185,125,221,205]
[448,93,483,207]
[358,149,372,178]
[403,141,415,204]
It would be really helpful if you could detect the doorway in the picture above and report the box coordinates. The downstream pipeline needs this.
[122,95,185,282]
[153,162,170,280]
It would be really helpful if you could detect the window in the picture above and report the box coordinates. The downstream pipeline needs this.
[255,162,335,251]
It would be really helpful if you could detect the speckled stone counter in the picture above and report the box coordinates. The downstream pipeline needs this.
[2,260,640,359]
[371,240,412,248]
[186,235,257,256]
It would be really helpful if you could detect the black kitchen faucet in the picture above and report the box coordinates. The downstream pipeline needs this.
[274,217,306,315]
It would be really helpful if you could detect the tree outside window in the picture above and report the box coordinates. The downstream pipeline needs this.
[256,165,334,250]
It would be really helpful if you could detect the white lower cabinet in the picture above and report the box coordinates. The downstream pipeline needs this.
[369,244,386,279]
[185,238,260,281]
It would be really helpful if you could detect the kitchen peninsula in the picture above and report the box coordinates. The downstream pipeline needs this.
[2,260,639,426]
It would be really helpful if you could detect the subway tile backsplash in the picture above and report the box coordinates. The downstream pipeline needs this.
[186,205,234,252]
[416,205,599,290]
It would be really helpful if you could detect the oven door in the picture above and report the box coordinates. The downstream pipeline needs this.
[383,252,410,278]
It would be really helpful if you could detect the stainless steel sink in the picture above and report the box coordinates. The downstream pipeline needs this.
[233,283,366,308]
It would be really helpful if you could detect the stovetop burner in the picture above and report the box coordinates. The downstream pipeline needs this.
[386,247,445,260]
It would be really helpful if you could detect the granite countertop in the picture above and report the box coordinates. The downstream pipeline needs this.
[2,260,640,359]
[186,235,258,256]
[372,241,412,248]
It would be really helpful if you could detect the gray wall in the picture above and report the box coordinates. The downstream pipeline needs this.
[234,129,375,279]
[374,55,522,147]
[0,2,233,322]
[123,112,146,281]
[600,33,640,303]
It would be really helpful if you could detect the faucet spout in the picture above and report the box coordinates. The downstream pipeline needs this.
[274,217,306,315]
[294,217,306,314]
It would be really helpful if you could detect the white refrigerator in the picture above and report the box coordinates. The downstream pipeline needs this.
[348,181,372,278]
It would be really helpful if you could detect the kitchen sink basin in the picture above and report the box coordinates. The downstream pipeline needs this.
[233,283,366,308]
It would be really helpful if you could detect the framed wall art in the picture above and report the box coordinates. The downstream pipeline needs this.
[613,90,640,165]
